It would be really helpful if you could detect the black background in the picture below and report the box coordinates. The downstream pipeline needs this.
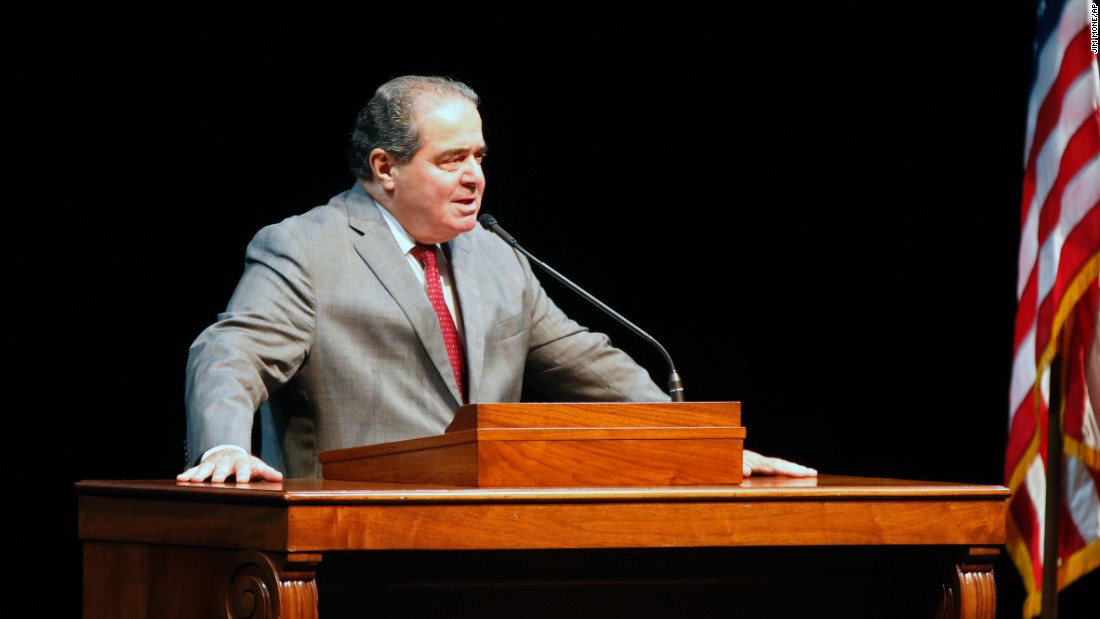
[8,2,1098,616]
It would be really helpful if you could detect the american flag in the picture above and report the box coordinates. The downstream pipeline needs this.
[1005,0,1100,616]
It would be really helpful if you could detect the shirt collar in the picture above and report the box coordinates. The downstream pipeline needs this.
[372,199,421,255]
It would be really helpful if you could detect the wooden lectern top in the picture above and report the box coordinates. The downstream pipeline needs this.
[441,401,741,431]
[320,401,746,488]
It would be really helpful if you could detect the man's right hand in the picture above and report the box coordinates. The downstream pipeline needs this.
[176,448,284,483]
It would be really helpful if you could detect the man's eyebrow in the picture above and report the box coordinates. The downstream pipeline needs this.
[437,144,488,158]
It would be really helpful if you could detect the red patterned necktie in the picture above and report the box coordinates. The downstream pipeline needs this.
[411,244,466,403]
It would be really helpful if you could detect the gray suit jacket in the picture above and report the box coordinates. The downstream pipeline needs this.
[186,183,668,477]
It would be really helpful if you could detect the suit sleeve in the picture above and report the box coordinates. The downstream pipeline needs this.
[184,221,316,466]
[516,253,670,403]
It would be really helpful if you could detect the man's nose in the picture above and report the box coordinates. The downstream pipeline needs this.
[461,158,485,186]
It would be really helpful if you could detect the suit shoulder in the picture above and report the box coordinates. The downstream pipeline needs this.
[256,189,361,235]
[464,224,522,259]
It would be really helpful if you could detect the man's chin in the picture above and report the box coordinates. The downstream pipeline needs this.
[453,212,480,231]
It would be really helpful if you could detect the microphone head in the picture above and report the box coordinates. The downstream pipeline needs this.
[478,213,498,229]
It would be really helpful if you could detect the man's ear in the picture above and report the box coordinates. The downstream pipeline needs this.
[369,148,398,190]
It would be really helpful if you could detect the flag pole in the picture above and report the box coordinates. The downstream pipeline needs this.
[1040,347,1063,619]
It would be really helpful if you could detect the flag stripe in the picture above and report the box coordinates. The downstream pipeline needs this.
[1019,26,1098,240]
[1006,0,1100,616]
[1023,0,1086,158]
[1010,142,1100,428]
[1016,72,1100,326]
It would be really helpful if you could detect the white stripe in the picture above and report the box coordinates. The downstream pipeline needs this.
[1025,454,1048,556]
[1064,455,1100,543]
[1018,204,1040,301]
[1082,383,1100,454]
[1010,328,1038,426]
[1040,349,1052,407]
[1009,333,1055,432]
[1085,314,1100,450]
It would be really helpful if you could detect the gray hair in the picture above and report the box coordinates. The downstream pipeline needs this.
[348,75,480,180]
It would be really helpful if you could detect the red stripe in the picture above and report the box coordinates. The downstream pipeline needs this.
[1057,497,1089,560]
[1005,392,1039,480]
[1014,270,1038,352]
[1009,484,1044,585]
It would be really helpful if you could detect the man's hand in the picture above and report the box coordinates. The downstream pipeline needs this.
[743,449,818,478]
[176,448,284,483]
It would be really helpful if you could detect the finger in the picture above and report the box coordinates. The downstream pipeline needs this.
[177,462,214,483]
[770,459,817,477]
[210,458,238,483]
[259,465,284,482]
[176,467,202,482]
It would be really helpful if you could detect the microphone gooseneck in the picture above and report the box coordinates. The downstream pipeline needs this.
[478,213,685,402]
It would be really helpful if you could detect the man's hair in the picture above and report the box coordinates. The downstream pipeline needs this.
[348,75,480,180]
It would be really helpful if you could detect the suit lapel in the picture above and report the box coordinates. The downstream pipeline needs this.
[448,234,484,403]
[346,188,464,405]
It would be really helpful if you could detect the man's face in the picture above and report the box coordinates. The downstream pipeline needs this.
[389,97,487,244]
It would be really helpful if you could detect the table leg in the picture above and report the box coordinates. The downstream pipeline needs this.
[935,546,999,619]
[83,542,320,619]
[225,551,321,619]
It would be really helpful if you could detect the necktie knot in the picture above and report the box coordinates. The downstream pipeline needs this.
[411,243,436,269]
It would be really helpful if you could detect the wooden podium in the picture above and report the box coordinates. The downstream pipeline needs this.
[77,476,1009,619]
[319,401,746,487]
[76,402,1010,618]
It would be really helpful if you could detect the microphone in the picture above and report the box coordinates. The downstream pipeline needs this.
[478,213,685,402]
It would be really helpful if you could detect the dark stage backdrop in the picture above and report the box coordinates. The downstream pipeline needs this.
[9,2,1096,616]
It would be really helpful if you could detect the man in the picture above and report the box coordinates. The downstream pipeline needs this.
[178,75,816,483]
